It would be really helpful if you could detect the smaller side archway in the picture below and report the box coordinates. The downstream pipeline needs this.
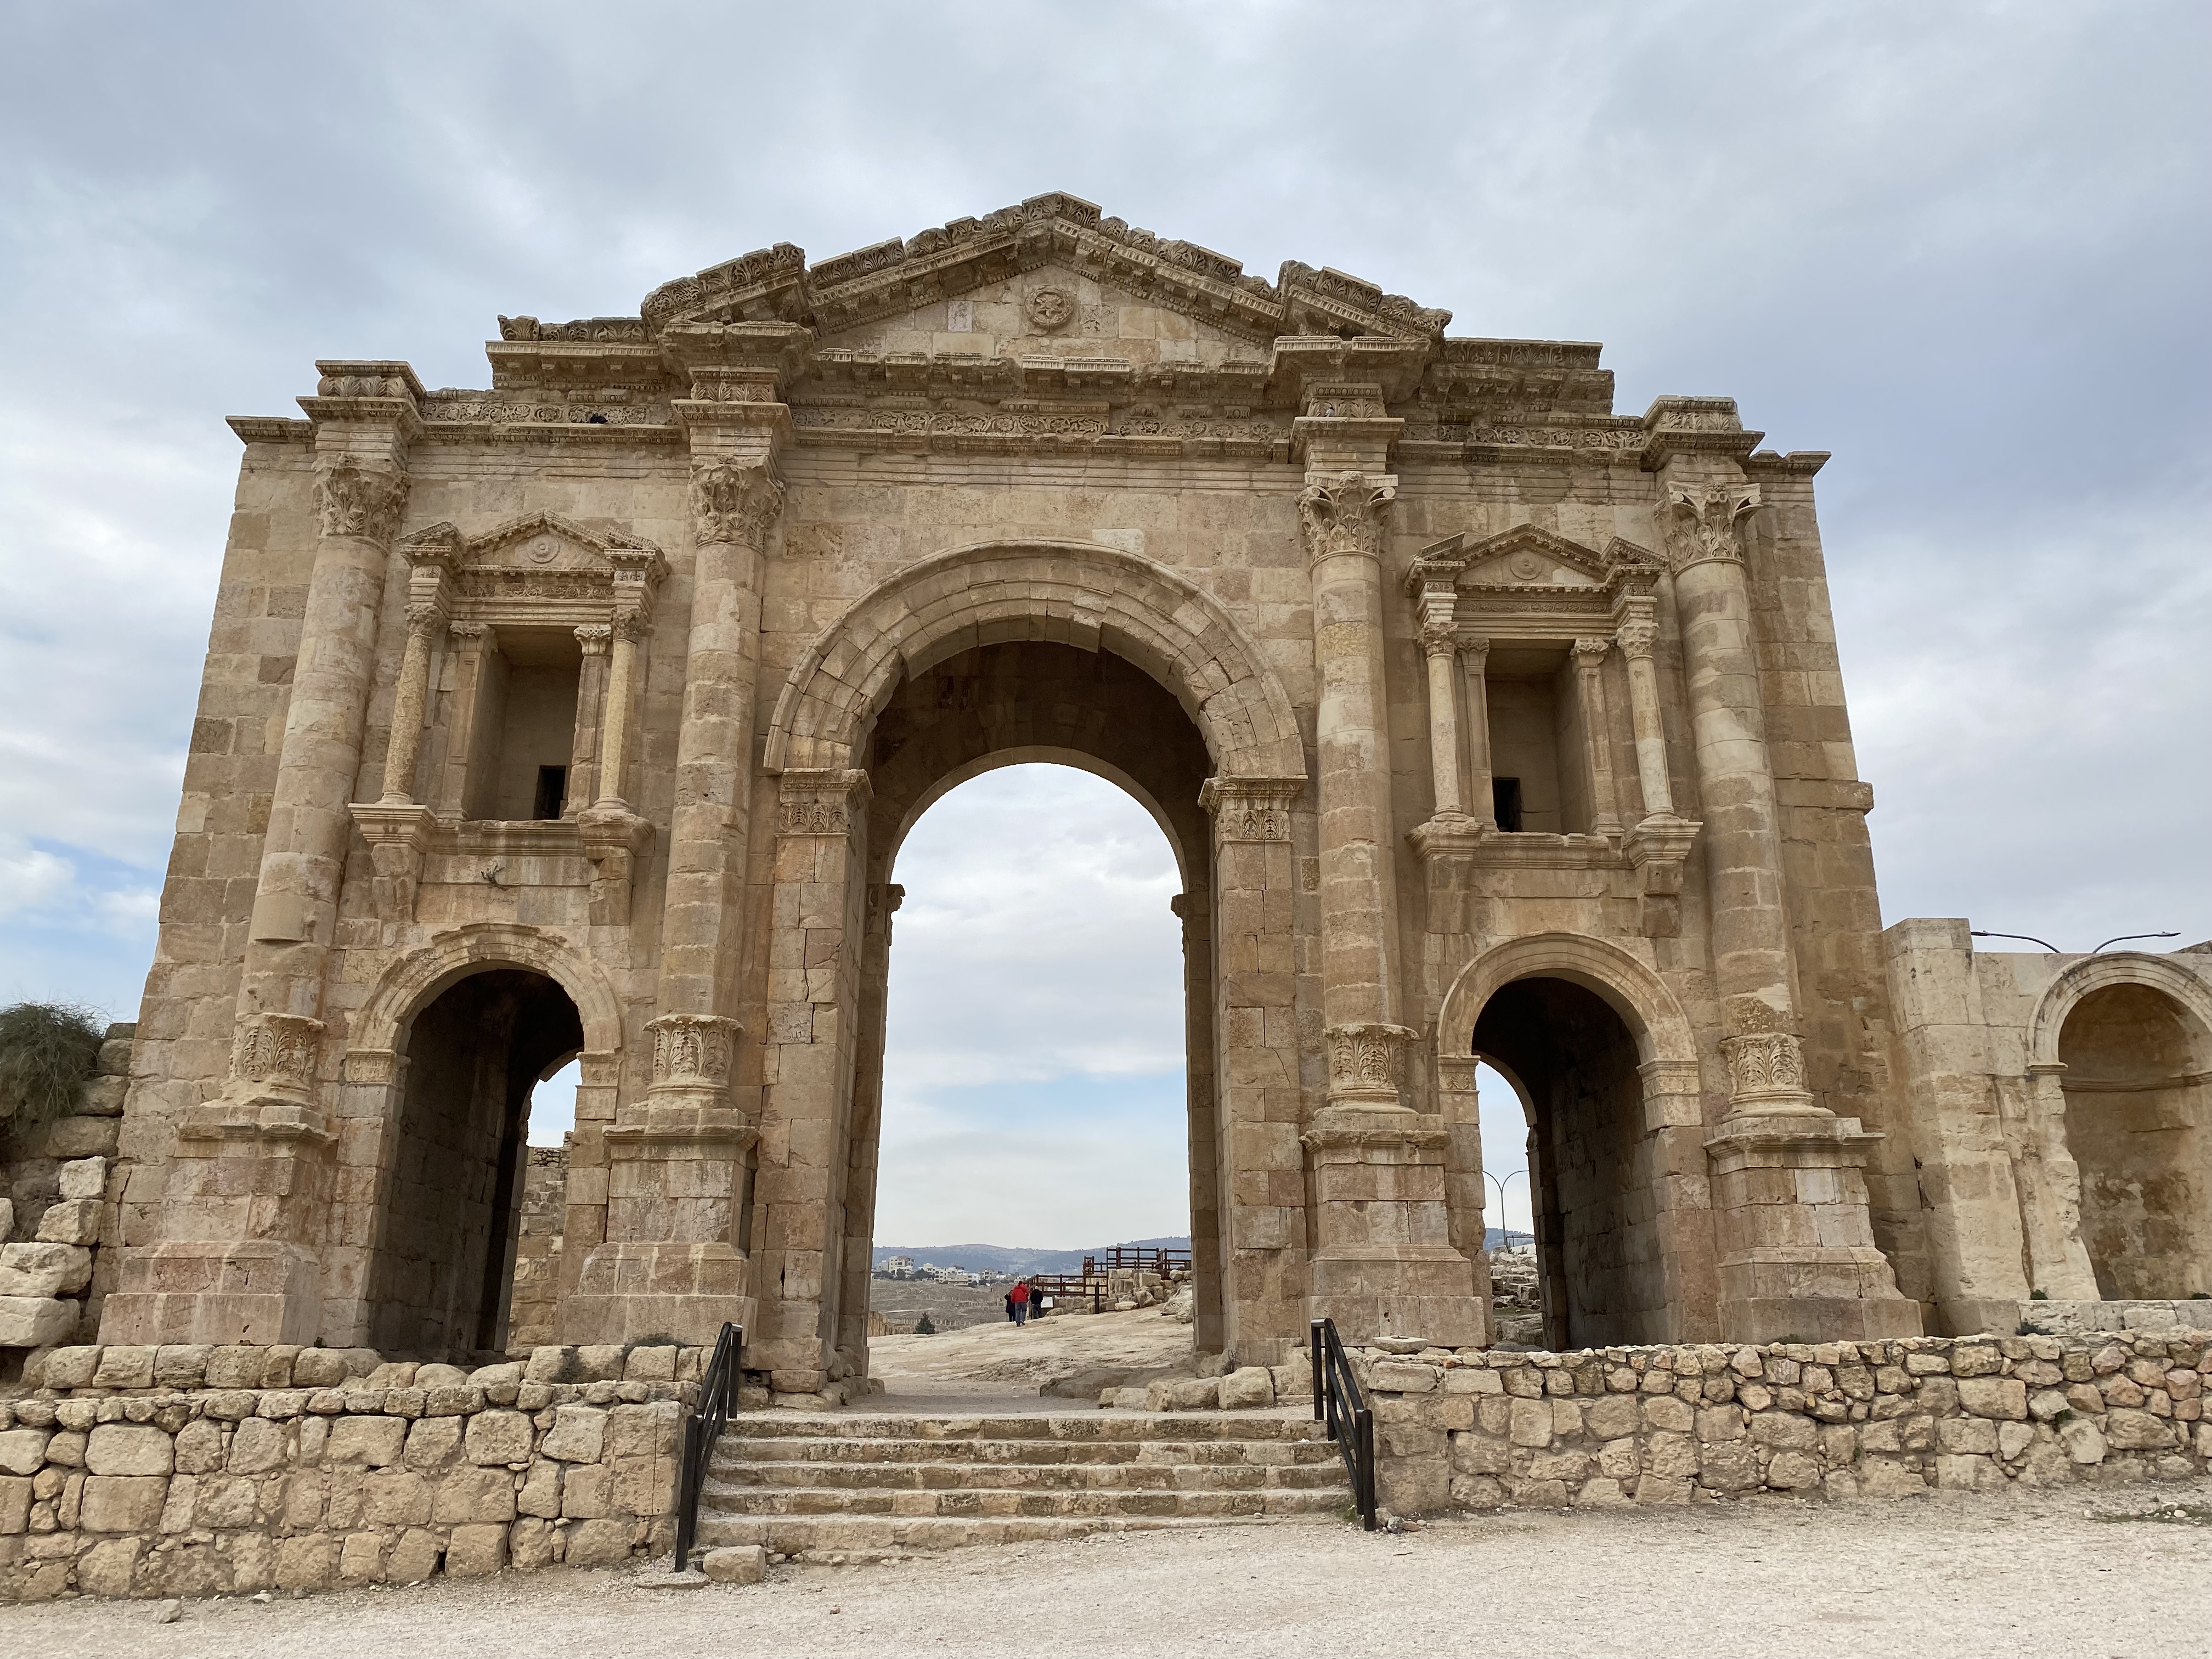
[2030,955,2212,1301]
[1436,933,1714,1345]
[323,924,626,1351]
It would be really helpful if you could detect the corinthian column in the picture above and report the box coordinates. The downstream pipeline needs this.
[1615,618,1674,817]
[1660,465,1918,1342]
[1571,637,1623,837]
[1298,469,1417,1109]
[105,366,422,1346]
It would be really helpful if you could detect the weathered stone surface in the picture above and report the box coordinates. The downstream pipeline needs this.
[0,1296,76,1348]
[0,1242,92,1298]
[466,1409,535,1466]
[540,1405,607,1463]
[1219,1367,1276,1409]
[84,1424,172,1477]
[703,1543,768,1585]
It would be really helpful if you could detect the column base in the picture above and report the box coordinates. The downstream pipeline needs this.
[1308,1246,1489,1347]
[1706,1114,1924,1344]
[99,1241,323,1346]
[560,1242,757,1348]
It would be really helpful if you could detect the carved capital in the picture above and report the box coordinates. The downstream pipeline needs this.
[1717,1026,1819,1114]
[610,607,650,642]
[1662,482,1760,573]
[776,768,871,836]
[1457,635,1492,669]
[1324,1022,1420,1108]
[1616,619,1658,660]
[1297,470,1395,565]
[1417,589,1460,655]
[574,623,612,657]
[646,1013,742,1097]
[1571,636,1611,670]
[402,601,441,637]
[1199,775,1304,843]
[313,456,409,543]
[691,455,785,549]
[228,1012,326,1104]
[449,620,488,641]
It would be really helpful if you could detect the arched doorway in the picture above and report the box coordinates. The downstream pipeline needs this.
[827,637,1223,1372]
[365,967,583,1355]
[2058,981,2211,1300]
[1473,977,1663,1348]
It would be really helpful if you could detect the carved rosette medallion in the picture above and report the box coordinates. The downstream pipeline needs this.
[1023,286,1075,331]
[1662,483,1760,573]
[776,768,871,837]
[1198,776,1303,843]
[1296,470,1396,565]
[313,457,410,543]
[691,455,786,549]
[228,1012,326,1101]
[1324,1022,1420,1108]
[646,1013,741,1095]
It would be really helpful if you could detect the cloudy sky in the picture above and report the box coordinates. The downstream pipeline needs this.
[3,2,2204,1243]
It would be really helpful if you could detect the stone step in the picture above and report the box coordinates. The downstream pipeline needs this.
[704,1458,1347,1494]
[699,1486,1348,1522]
[693,1513,1341,1561]
[716,1412,1320,1444]
[709,1436,1341,1471]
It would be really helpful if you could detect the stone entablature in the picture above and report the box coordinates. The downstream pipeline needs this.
[80,189,2121,1391]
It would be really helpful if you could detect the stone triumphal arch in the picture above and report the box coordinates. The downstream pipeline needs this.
[86,191,2212,1391]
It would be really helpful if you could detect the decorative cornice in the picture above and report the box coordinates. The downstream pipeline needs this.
[775,768,871,836]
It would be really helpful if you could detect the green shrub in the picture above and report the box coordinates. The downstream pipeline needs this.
[0,1003,103,1147]
[913,1312,935,1336]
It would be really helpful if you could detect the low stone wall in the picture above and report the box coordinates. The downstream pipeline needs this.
[1358,1329,2212,1516]
[0,1340,707,1601]
[2018,1300,2212,1338]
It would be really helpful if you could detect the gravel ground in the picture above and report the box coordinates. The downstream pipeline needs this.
[8,1480,2208,1658]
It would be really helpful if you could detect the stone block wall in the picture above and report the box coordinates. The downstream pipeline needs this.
[0,1025,134,1356]
[507,1147,570,1351]
[1357,1328,2212,1516]
[0,1339,704,1601]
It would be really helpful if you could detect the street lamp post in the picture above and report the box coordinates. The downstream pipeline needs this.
[1486,1169,1528,1246]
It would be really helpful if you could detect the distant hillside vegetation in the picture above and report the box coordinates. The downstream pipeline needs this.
[871,1237,1190,1276]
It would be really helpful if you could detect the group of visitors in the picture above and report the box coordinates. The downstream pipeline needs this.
[1003,1279,1052,1325]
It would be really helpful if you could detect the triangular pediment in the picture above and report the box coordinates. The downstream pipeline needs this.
[1457,524,1610,588]
[606,193,1449,348]
[400,512,665,577]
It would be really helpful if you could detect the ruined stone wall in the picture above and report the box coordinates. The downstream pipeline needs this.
[1358,1327,2212,1517]
[0,1340,700,1601]
[506,1147,569,1352]
[0,1025,134,1353]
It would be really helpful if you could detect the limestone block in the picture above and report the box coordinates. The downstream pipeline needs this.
[517,1459,563,1517]
[1220,1367,1276,1409]
[0,1475,30,1533]
[1937,1418,1998,1455]
[195,1474,259,1529]
[327,1417,407,1468]
[152,1345,212,1389]
[39,1345,99,1387]
[1508,1398,1553,1448]
[204,1347,266,1389]
[363,1469,433,1525]
[228,1418,287,1474]
[1768,1451,1821,1488]
[1747,1412,1819,1451]
[562,1516,633,1566]
[274,1535,336,1591]
[0,1243,92,1298]
[623,1345,676,1383]
[0,1430,49,1476]
[387,1527,442,1586]
[1997,1422,2036,1462]
[469,1361,526,1390]
[57,1158,108,1201]
[1957,1377,2027,1420]
[560,1462,613,1518]
[0,1198,11,1244]
[91,1346,155,1389]
[76,1535,143,1596]
[446,1522,508,1577]
[291,1350,351,1389]
[1583,1396,1640,1441]
[1643,1395,1694,1434]
[1934,1454,2004,1491]
[33,1199,102,1245]
[1146,1378,1220,1412]
[0,1296,76,1348]
[36,1116,117,1159]
[414,1363,470,1390]
[576,1345,627,1382]
[85,1424,172,1476]
[339,1530,386,1583]
[434,1466,517,1524]
[466,1409,535,1466]
[1441,1367,1502,1395]
[46,1429,86,1466]
[2103,1409,2175,1451]
[1697,1441,1760,1492]
[703,1543,767,1584]
[81,1475,168,1532]
[605,1402,679,1459]
[541,1404,607,1463]
[404,1416,465,1469]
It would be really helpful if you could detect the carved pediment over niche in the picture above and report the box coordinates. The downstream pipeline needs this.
[401,512,668,617]
[1455,524,1610,590]
[592,192,1448,351]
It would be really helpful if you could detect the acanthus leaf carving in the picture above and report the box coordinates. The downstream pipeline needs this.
[1198,776,1303,844]
[314,457,409,543]
[691,456,786,549]
[228,1012,326,1099]
[1662,483,1760,573]
[776,768,870,837]
[1297,470,1396,565]
[1324,1022,1419,1106]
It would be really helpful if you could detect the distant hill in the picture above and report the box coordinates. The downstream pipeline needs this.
[1487,1227,1533,1250]
[871,1237,1189,1276]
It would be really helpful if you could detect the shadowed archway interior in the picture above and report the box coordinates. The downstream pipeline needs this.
[366,967,583,1355]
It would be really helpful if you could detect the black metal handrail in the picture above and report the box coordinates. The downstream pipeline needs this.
[1310,1318,1377,1530]
[671,1322,742,1571]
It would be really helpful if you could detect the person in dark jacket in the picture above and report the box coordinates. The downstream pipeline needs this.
[1004,1287,1017,1323]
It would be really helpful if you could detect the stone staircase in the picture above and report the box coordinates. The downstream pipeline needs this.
[696,1410,1352,1560]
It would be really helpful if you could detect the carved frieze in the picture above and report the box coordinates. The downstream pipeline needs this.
[691,455,786,548]
[776,768,871,836]
[1199,776,1304,843]
[1297,471,1396,565]
[314,458,409,543]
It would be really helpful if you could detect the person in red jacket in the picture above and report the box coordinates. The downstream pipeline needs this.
[1009,1279,1032,1327]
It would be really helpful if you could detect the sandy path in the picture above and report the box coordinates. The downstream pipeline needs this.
[8,1481,2207,1657]
[860,1306,1193,1410]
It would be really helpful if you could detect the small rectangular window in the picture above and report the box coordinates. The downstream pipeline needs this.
[1493,777,1523,833]
[533,765,568,821]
